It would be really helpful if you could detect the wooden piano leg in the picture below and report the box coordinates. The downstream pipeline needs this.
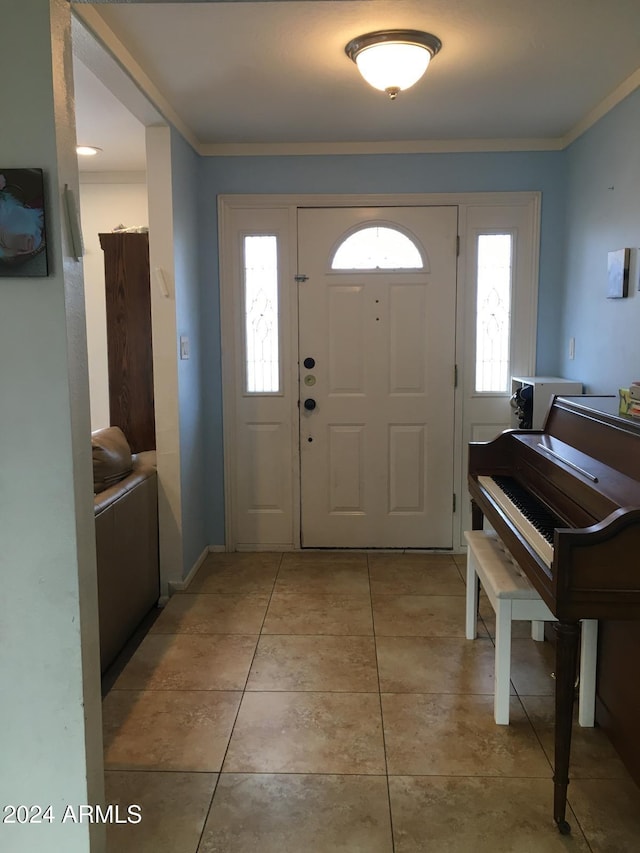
[471,499,484,531]
[553,620,580,834]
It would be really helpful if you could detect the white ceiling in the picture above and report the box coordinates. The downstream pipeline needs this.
[73,58,148,172]
[72,0,640,170]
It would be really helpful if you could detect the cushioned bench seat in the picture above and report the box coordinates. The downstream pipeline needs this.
[464,530,597,727]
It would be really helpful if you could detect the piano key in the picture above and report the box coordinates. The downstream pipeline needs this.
[477,475,556,567]
[492,475,558,542]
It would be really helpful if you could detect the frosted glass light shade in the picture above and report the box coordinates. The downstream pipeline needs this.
[345,30,441,99]
[76,145,102,156]
[356,43,432,94]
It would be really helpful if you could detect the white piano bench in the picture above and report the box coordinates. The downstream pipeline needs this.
[464,530,597,727]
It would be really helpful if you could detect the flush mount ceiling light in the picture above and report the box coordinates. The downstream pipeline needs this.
[76,145,102,157]
[345,29,442,100]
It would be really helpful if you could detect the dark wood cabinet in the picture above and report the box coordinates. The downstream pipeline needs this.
[99,232,155,453]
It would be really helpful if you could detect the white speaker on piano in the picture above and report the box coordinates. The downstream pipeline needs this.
[510,376,582,429]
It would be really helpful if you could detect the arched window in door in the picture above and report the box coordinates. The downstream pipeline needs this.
[330,224,426,270]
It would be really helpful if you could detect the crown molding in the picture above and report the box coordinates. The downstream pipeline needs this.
[199,137,564,157]
[561,66,640,148]
[74,6,640,159]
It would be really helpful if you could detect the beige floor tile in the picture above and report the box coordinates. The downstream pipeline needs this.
[184,553,280,593]
[381,693,551,777]
[104,770,216,853]
[113,634,258,691]
[389,776,589,852]
[223,691,385,774]
[103,689,241,771]
[369,553,455,566]
[100,548,640,853]
[369,554,465,597]
[510,637,556,696]
[276,556,370,594]
[262,593,373,635]
[199,774,393,853]
[376,636,500,694]
[372,594,467,637]
[246,635,378,691]
[201,551,282,571]
[520,696,630,779]
[150,593,269,635]
[400,552,456,562]
[568,778,640,852]
[281,551,368,570]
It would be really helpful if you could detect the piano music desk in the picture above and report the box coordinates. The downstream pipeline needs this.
[464,530,597,727]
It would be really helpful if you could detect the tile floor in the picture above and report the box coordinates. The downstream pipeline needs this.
[102,551,640,852]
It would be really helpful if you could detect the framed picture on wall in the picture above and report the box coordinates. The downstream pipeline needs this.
[0,168,48,277]
[607,248,630,298]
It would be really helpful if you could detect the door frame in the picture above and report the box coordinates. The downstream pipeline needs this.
[219,192,541,552]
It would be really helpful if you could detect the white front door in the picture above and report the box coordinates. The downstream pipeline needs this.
[297,207,458,548]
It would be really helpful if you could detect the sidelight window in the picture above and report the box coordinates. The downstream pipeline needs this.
[475,233,513,393]
[243,235,280,393]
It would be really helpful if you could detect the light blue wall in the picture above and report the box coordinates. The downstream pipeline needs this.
[558,88,640,393]
[187,96,640,547]
[171,127,208,574]
[198,149,567,544]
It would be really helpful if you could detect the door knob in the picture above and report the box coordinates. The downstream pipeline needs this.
[303,398,316,411]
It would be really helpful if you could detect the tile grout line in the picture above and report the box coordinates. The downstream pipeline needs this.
[367,553,397,853]
[193,552,284,853]
[106,767,569,779]
[217,551,284,761]
[104,552,621,850]
[516,684,595,849]
[474,562,595,850]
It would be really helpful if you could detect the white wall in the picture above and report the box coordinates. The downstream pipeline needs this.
[79,175,148,430]
[146,126,185,588]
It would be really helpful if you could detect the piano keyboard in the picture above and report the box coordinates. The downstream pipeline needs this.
[477,475,560,567]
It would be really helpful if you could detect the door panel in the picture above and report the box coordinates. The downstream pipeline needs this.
[389,425,425,512]
[239,422,286,511]
[298,206,458,548]
[328,286,366,392]
[389,283,427,392]
[328,425,364,512]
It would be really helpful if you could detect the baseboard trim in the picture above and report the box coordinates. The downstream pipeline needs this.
[235,544,296,552]
[168,545,211,593]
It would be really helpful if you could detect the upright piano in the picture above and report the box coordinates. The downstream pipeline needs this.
[468,395,640,833]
